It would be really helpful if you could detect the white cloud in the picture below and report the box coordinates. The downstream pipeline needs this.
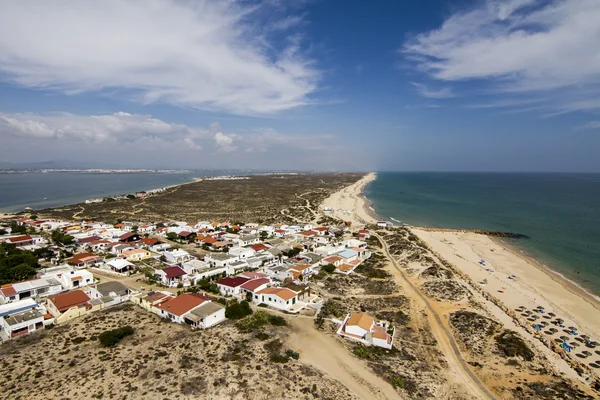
[213,132,237,153]
[0,0,319,115]
[0,112,209,147]
[411,82,454,99]
[577,121,600,130]
[403,0,600,112]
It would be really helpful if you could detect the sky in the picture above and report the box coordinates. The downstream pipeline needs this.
[0,0,599,172]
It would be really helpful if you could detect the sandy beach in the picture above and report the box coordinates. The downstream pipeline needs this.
[321,172,377,226]
[323,172,600,391]
[412,229,600,376]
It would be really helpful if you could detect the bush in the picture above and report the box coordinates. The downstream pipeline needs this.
[495,330,534,361]
[285,349,300,360]
[98,326,134,347]
[225,300,253,320]
[321,263,336,274]
[268,315,287,326]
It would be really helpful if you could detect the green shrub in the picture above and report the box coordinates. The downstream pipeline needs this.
[285,349,300,360]
[98,326,134,347]
[268,315,287,326]
[225,300,253,320]
[321,263,336,274]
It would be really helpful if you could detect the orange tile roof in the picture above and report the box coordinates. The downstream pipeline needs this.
[257,287,297,301]
[336,263,355,272]
[49,290,90,313]
[0,285,16,297]
[157,293,205,316]
[346,313,374,332]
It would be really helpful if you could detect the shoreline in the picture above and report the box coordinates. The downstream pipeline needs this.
[491,236,600,308]
[357,176,599,301]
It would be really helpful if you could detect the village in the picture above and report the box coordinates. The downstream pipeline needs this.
[0,215,394,350]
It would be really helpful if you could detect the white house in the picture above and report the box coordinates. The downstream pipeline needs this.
[89,281,131,307]
[236,235,260,246]
[337,313,394,349]
[215,276,249,296]
[255,287,299,312]
[106,258,135,273]
[56,269,95,290]
[205,253,239,268]
[182,302,226,329]
[0,309,45,340]
[163,249,192,264]
[155,266,187,287]
[229,247,255,260]
[156,293,207,324]
[0,278,63,304]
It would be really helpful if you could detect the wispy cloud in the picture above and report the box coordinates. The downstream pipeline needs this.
[411,82,454,99]
[0,1,320,115]
[576,121,600,130]
[403,0,600,113]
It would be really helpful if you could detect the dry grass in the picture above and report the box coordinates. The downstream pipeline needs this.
[38,173,363,223]
[0,304,358,400]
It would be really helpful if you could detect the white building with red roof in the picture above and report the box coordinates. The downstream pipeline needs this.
[155,266,187,287]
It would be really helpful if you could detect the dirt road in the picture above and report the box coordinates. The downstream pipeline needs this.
[374,233,495,400]
[287,317,403,400]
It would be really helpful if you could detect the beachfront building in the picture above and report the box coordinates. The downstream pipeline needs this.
[337,313,394,349]
[254,287,299,312]
[0,309,46,340]
[182,302,226,329]
[0,278,63,304]
[89,281,131,307]
[46,290,101,324]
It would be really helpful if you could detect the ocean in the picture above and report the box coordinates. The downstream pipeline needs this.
[0,172,208,212]
[364,172,600,296]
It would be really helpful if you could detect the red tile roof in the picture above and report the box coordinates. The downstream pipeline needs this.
[8,235,32,243]
[257,287,297,301]
[240,278,270,292]
[141,238,160,246]
[49,290,90,313]
[162,266,186,279]
[157,293,205,316]
[0,285,16,297]
[119,232,138,241]
[216,276,249,288]
[250,243,269,252]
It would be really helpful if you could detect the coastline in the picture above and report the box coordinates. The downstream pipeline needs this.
[320,172,377,226]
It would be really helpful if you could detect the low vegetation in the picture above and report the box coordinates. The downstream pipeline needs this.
[97,326,134,347]
[0,242,40,284]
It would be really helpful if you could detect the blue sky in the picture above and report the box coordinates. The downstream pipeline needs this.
[0,0,599,172]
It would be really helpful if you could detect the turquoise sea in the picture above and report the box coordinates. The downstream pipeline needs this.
[364,172,600,296]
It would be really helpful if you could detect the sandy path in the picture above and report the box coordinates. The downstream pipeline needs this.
[373,232,496,400]
[287,317,402,400]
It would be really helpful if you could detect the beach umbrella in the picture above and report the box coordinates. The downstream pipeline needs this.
[568,326,577,330]
[560,336,570,340]
[537,305,544,309]
[548,312,556,317]
[590,363,599,369]
[581,334,590,339]
[582,351,592,356]
[549,328,558,333]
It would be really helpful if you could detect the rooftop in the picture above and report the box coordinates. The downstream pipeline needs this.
[157,293,206,316]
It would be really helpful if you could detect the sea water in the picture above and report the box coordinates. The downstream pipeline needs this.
[364,172,600,295]
[0,172,206,212]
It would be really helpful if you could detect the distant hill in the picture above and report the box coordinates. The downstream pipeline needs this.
[0,160,124,170]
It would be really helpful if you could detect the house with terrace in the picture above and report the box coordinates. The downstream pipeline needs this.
[66,252,104,268]
[205,253,239,268]
[89,281,131,307]
[155,293,212,324]
[337,313,395,349]
[121,248,152,262]
[47,290,101,324]
[106,258,135,273]
[155,266,187,287]
[0,278,63,304]
[255,287,301,312]
[183,301,226,329]
[163,249,192,264]
[0,309,46,340]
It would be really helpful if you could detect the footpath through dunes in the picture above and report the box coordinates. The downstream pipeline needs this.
[37,173,364,223]
[287,318,402,400]
[372,231,496,400]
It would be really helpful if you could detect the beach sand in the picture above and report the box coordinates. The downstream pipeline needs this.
[413,230,600,338]
[323,172,600,387]
[321,173,377,226]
